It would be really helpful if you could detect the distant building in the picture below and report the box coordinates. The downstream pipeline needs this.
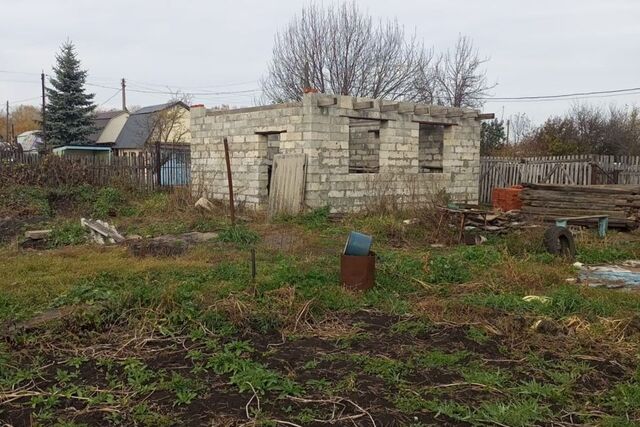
[16,130,43,153]
[113,101,190,157]
[89,110,129,145]
[52,145,112,160]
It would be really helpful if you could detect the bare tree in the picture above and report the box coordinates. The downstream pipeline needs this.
[432,35,495,108]
[261,1,428,102]
[509,112,533,144]
[147,93,192,147]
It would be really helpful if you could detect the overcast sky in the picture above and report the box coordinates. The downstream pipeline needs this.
[1,0,639,124]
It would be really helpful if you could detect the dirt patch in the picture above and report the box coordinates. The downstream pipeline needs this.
[127,232,218,257]
[1,311,638,426]
[0,216,47,245]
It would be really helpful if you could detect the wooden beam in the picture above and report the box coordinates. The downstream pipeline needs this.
[317,96,337,107]
[476,113,495,120]
[352,100,375,110]
[462,112,479,118]
[380,103,399,112]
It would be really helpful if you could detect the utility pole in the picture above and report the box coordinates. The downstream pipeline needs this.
[121,78,127,111]
[41,71,47,150]
[5,101,8,143]
[506,119,510,145]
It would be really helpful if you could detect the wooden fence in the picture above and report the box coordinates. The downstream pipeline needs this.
[0,149,191,190]
[479,155,640,204]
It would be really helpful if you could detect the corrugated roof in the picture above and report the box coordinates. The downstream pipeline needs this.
[114,102,189,150]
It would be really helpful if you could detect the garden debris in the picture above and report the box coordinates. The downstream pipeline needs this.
[463,233,487,245]
[402,218,419,225]
[563,315,591,333]
[438,206,528,244]
[195,196,215,211]
[522,295,552,304]
[24,229,52,240]
[576,261,640,290]
[531,318,561,335]
[464,209,526,232]
[127,231,218,257]
[81,218,125,244]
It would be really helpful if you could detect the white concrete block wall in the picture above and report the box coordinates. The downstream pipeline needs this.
[191,94,482,213]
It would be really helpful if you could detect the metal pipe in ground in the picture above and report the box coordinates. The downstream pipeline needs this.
[223,137,235,225]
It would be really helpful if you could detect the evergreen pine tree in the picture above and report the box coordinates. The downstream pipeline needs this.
[45,41,96,146]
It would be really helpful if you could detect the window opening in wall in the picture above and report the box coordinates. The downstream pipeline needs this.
[348,118,380,173]
[418,123,444,173]
[256,131,285,195]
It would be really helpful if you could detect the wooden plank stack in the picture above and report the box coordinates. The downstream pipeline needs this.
[520,183,640,229]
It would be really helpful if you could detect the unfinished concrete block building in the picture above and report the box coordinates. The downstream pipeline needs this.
[190,94,489,213]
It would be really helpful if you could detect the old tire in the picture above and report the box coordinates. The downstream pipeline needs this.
[543,226,576,258]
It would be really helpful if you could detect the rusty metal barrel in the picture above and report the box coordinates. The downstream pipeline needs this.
[340,251,375,291]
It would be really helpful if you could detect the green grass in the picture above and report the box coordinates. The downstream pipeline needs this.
[207,341,301,396]
[413,350,471,369]
[577,245,636,264]
[391,318,432,336]
[217,224,261,247]
[461,365,512,387]
[2,189,640,425]
[278,206,331,230]
[467,285,638,319]
[92,187,132,218]
[47,221,87,248]
[427,246,502,285]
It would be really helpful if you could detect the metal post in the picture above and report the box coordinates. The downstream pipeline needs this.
[41,72,46,150]
[155,141,161,188]
[251,248,256,280]
[223,137,235,225]
[5,101,9,143]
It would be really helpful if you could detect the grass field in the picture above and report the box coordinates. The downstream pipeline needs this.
[0,186,639,426]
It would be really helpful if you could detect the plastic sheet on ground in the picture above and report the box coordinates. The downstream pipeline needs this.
[577,261,640,290]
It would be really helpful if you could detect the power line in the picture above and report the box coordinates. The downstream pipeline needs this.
[0,70,39,76]
[8,96,41,104]
[3,67,640,103]
[98,89,122,107]
[484,90,640,104]
[482,86,640,101]
[126,78,258,90]
[85,82,261,96]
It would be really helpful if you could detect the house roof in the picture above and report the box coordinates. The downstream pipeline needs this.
[88,110,127,143]
[114,102,189,150]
